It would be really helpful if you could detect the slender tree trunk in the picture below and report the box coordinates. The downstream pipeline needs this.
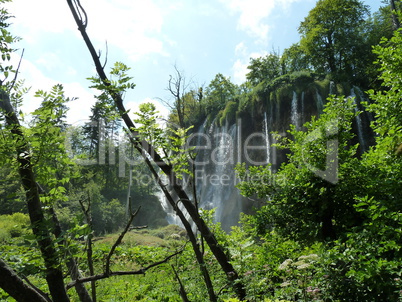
[0,90,70,302]
[390,0,401,30]
[65,1,245,299]
[49,206,92,302]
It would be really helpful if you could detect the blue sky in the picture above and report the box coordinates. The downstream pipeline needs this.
[5,0,383,124]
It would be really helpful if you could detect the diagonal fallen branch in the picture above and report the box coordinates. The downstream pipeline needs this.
[66,249,183,289]
[105,204,140,275]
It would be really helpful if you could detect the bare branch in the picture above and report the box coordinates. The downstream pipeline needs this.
[129,225,148,230]
[8,48,24,93]
[66,249,183,289]
[73,0,87,28]
[79,195,96,302]
[102,41,108,69]
[105,205,140,275]
[22,276,52,302]
[171,265,190,302]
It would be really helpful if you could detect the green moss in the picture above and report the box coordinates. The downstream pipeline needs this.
[220,101,239,126]
[276,84,293,103]
[216,110,224,126]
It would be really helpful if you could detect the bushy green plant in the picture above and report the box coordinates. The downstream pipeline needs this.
[223,298,291,302]
[0,213,30,240]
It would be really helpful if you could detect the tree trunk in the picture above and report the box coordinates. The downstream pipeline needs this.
[390,0,401,30]
[0,259,49,302]
[0,90,70,302]
[49,206,93,302]
[145,158,216,301]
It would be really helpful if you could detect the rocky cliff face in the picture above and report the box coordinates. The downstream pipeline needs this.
[161,79,374,231]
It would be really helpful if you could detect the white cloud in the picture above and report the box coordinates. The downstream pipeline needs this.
[5,0,77,45]
[235,42,247,57]
[220,0,303,45]
[219,0,276,44]
[14,59,57,113]
[232,47,267,84]
[9,57,95,124]
[63,83,97,124]
[84,0,168,62]
[232,59,248,84]
[7,0,168,62]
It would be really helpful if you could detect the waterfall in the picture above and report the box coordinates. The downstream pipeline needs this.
[329,81,336,94]
[211,123,235,220]
[291,91,300,130]
[156,81,374,230]
[194,123,245,230]
[263,112,271,165]
[316,90,324,114]
[157,175,191,228]
[353,86,375,122]
[350,88,368,152]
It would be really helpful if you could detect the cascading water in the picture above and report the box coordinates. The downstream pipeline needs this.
[291,91,300,130]
[350,88,368,152]
[195,122,245,230]
[329,81,336,94]
[263,112,271,165]
[354,86,375,123]
[316,90,324,114]
[158,82,374,230]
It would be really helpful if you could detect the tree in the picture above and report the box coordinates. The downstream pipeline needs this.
[315,27,402,300]
[0,90,71,301]
[0,3,70,300]
[162,66,205,128]
[0,3,183,301]
[280,43,311,74]
[164,65,190,128]
[389,0,401,30]
[204,73,237,116]
[298,0,370,81]
[357,4,396,88]
[367,27,402,155]
[246,52,282,85]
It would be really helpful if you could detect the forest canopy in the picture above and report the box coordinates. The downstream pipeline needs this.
[1,0,402,301]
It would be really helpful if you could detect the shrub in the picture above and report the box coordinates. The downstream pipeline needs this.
[0,213,30,240]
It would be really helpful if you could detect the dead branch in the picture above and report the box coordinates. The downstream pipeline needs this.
[66,249,183,289]
[171,264,190,302]
[105,205,140,275]
[129,225,148,230]
[8,48,24,93]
